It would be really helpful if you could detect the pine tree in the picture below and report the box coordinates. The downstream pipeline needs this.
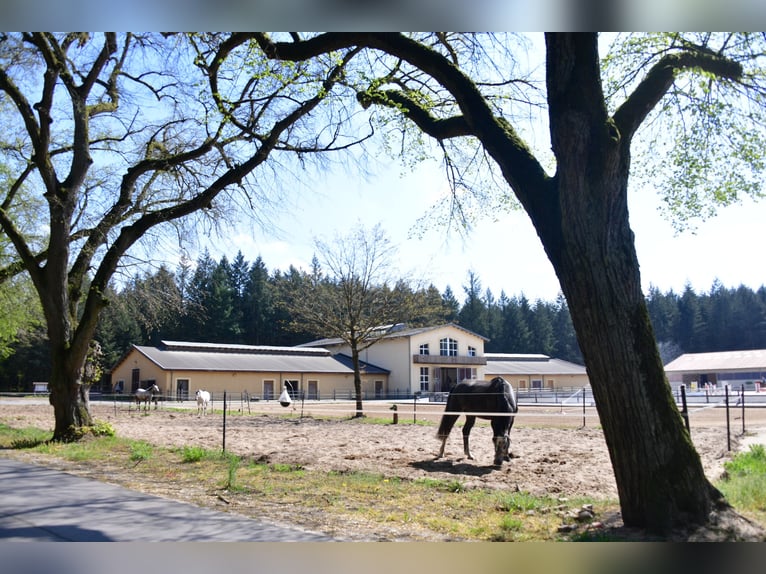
[440,286,460,323]
[457,271,486,335]
[242,256,275,345]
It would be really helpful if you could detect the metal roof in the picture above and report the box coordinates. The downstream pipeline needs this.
[485,355,587,376]
[299,323,490,348]
[486,353,552,361]
[159,340,329,356]
[120,342,389,375]
[664,349,766,373]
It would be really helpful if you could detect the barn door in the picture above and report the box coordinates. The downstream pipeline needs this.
[176,379,189,401]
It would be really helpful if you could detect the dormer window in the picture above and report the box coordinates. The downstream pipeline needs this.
[440,337,458,356]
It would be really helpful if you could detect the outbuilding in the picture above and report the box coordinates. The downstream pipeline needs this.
[664,349,766,392]
[109,340,389,401]
[299,323,489,396]
[484,353,589,392]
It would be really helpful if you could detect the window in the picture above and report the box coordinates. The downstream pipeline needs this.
[420,367,429,392]
[467,346,476,357]
[458,368,476,382]
[439,337,458,356]
[419,343,430,355]
[531,379,543,390]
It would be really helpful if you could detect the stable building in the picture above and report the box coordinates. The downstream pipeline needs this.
[664,349,766,391]
[299,323,489,395]
[484,353,589,391]
[109,340,389,401]
[109,323,591,401]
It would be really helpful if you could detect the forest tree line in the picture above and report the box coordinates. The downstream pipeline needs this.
[1,249,765,390]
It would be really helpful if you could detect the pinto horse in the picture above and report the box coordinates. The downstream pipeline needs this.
[436,376,518,466]
[134,384,160,410]
[196,389,211,416]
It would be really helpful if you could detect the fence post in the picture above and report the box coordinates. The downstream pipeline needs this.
[581,387,586,428]
[222,390,227,453]
[680,384,690,434]
[741,385,746,435]
[725,385,731,452]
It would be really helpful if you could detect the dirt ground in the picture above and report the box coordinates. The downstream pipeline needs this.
[2,397,764,503]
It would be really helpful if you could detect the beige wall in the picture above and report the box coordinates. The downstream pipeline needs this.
[486,372,590,391]
[358,337,411,393]
[334,325,487,394]
[408,326,486,391]
[111,349,388,400]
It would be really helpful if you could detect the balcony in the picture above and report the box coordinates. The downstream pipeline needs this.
[412,354,487,366]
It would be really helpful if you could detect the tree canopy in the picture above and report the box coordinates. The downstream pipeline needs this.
[0,32,366,439]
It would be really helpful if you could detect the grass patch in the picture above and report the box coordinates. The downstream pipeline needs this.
[0,423,51,449]
[717,444,766,525]
[179,445,215,463]
[130,441,154,462]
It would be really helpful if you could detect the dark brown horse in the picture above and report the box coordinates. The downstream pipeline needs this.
[436,376,518,465]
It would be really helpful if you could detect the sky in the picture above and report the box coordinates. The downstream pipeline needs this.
[166,32,765,305]
[192,154,764,305]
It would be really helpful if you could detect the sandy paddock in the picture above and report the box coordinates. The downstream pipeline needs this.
[2,397,763,501]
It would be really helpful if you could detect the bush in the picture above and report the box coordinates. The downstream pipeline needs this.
[180,445,209,463]
[129,441,153,462]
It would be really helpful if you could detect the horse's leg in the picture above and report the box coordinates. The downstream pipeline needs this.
[436,414,459,459]
[462,416,476,460]
[491,418,512,465]
[437,436,447,459]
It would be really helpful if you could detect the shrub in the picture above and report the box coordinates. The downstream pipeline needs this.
[129,441,154,462]
[180,445,209,463]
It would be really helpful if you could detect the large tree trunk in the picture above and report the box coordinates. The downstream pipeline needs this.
[48,345,94,441]
[535,34,723,532]
[552,197,722,532]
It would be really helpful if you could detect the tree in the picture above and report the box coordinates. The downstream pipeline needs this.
[242,256,276,345]
[550,294,582,364]
[457,270,486,335]
[677,283,706,353]
[285,223,423,417]
[440,285,460,323]
[646,285,680,346]
[254,32,766,535]
[0,33,362,440]
[0,274,42,360]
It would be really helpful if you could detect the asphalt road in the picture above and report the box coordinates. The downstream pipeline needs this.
[0,457,333,542]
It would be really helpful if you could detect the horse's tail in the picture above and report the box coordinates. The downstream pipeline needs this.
[505,380,518,414]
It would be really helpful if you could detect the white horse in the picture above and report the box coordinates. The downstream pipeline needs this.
[196,389,211,416]
[135,384,160,411]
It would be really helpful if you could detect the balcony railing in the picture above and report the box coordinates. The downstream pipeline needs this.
[412,354,487,365]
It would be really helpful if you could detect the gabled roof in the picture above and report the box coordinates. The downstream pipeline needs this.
[664,349,766,372]
[299,323,489,348]
[485,353,587,376]
[110,341,388,375]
